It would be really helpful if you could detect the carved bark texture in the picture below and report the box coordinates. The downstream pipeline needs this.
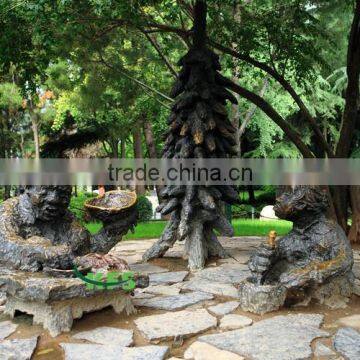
[142,1,239,270]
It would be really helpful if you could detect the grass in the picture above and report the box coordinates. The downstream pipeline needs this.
[84,218,292,239]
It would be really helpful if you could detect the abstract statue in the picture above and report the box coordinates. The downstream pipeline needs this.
[239,186,354,313]
[143,1,239,270]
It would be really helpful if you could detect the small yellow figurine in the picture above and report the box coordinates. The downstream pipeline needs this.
[268,230,277,248]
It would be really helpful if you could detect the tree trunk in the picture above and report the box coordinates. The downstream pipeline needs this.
[247,186,255,203]
[31,113,40,159]
[349,186,360,243]
[132,125,146,195]
[143,120,164,201]
[331,186,349,232]
[3,186,11,200]
[121,138,126,158]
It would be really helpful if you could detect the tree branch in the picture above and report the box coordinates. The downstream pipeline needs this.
[142,31,178,78]
[97,52,173,109]
[225,80,314,158]
[239,76,269,138]
[210,40,333,157]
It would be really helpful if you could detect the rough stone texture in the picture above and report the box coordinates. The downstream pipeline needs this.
[334,327,360,360]
[219,314,253,330]
[198,314,328,360]
[130,263,168,275]
[132,290,155,299]
[310,274,354,309]
[2,278,134,338]
[0,320,18,340]
[0,271,135,337]
[0,336,38,360]
[238,279,287,314]
[184,341,244,360]
[0,292,6,305]
[208,301,240,316]
[195,264,250,284]
[337,314,360,330]
[353,263,360,279]
[135,309,217,341]
[182,278,239,298]
[143,283,182,296]
[133,291,213,310]
[149,271,188,285]
[73,327,133,346]
[61,343,169,360]
[313,342,336,357]
[353,279,360,296]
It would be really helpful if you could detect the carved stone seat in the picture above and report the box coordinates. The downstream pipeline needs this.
[0,269,135,337]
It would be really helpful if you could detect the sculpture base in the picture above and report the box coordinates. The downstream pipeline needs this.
[238,277,286,315]
[0,270,135,337]
[238,273,354,314]
[305,273,354,309]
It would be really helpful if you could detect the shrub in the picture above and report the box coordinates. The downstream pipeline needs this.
[69,192,96,223]
[136,195,153,222]
[232,204,255,219]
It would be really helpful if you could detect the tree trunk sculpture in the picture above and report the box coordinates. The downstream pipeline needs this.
[143,1,239,270]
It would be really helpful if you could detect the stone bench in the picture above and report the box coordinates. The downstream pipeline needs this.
[0,270,135,337]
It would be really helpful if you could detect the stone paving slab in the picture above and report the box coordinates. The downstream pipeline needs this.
[0,336,38,360]
[184,341,244,360]
[314,341,336,357]
[219,314,253,330]
[182,278,239,298]
[129,263,168,275]
[208,301,240,316]
[194,264,250,285]
[61,343,169,360]
[0,320,18,340]
[134,309,217,341]
[133,291,213,310]
[143,283,182,296]
[73,326,133,346]
[149,271,188,285]
[334,327,360,360]
[198,314,328,360]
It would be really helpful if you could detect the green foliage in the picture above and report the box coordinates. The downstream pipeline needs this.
[0,83,22,109]
[69,192,96,223]
[136,195,153,222]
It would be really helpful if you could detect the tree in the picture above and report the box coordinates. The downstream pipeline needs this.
[143,1,239,269]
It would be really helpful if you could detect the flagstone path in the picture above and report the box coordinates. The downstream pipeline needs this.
[0,236,358,359]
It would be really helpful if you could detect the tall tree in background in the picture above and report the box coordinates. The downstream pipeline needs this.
[143,1,239,270]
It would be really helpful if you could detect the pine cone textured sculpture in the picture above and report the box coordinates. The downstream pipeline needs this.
[142,1,239,270]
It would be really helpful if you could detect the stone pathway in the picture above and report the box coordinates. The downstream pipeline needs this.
[72,326,134,346]
[135,309,217,341]
[0,237,358,359]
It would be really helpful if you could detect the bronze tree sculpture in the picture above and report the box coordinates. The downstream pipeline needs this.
[143,1,239,270]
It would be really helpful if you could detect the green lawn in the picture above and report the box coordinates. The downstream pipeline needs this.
[85,219,292,239]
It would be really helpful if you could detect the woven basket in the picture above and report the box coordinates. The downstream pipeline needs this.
[84,190,137,222]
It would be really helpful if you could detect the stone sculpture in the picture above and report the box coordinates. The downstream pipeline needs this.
[0,186,137,272]
[239,186,354,313]
[143,1,239,270]
[0,186,148,336]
